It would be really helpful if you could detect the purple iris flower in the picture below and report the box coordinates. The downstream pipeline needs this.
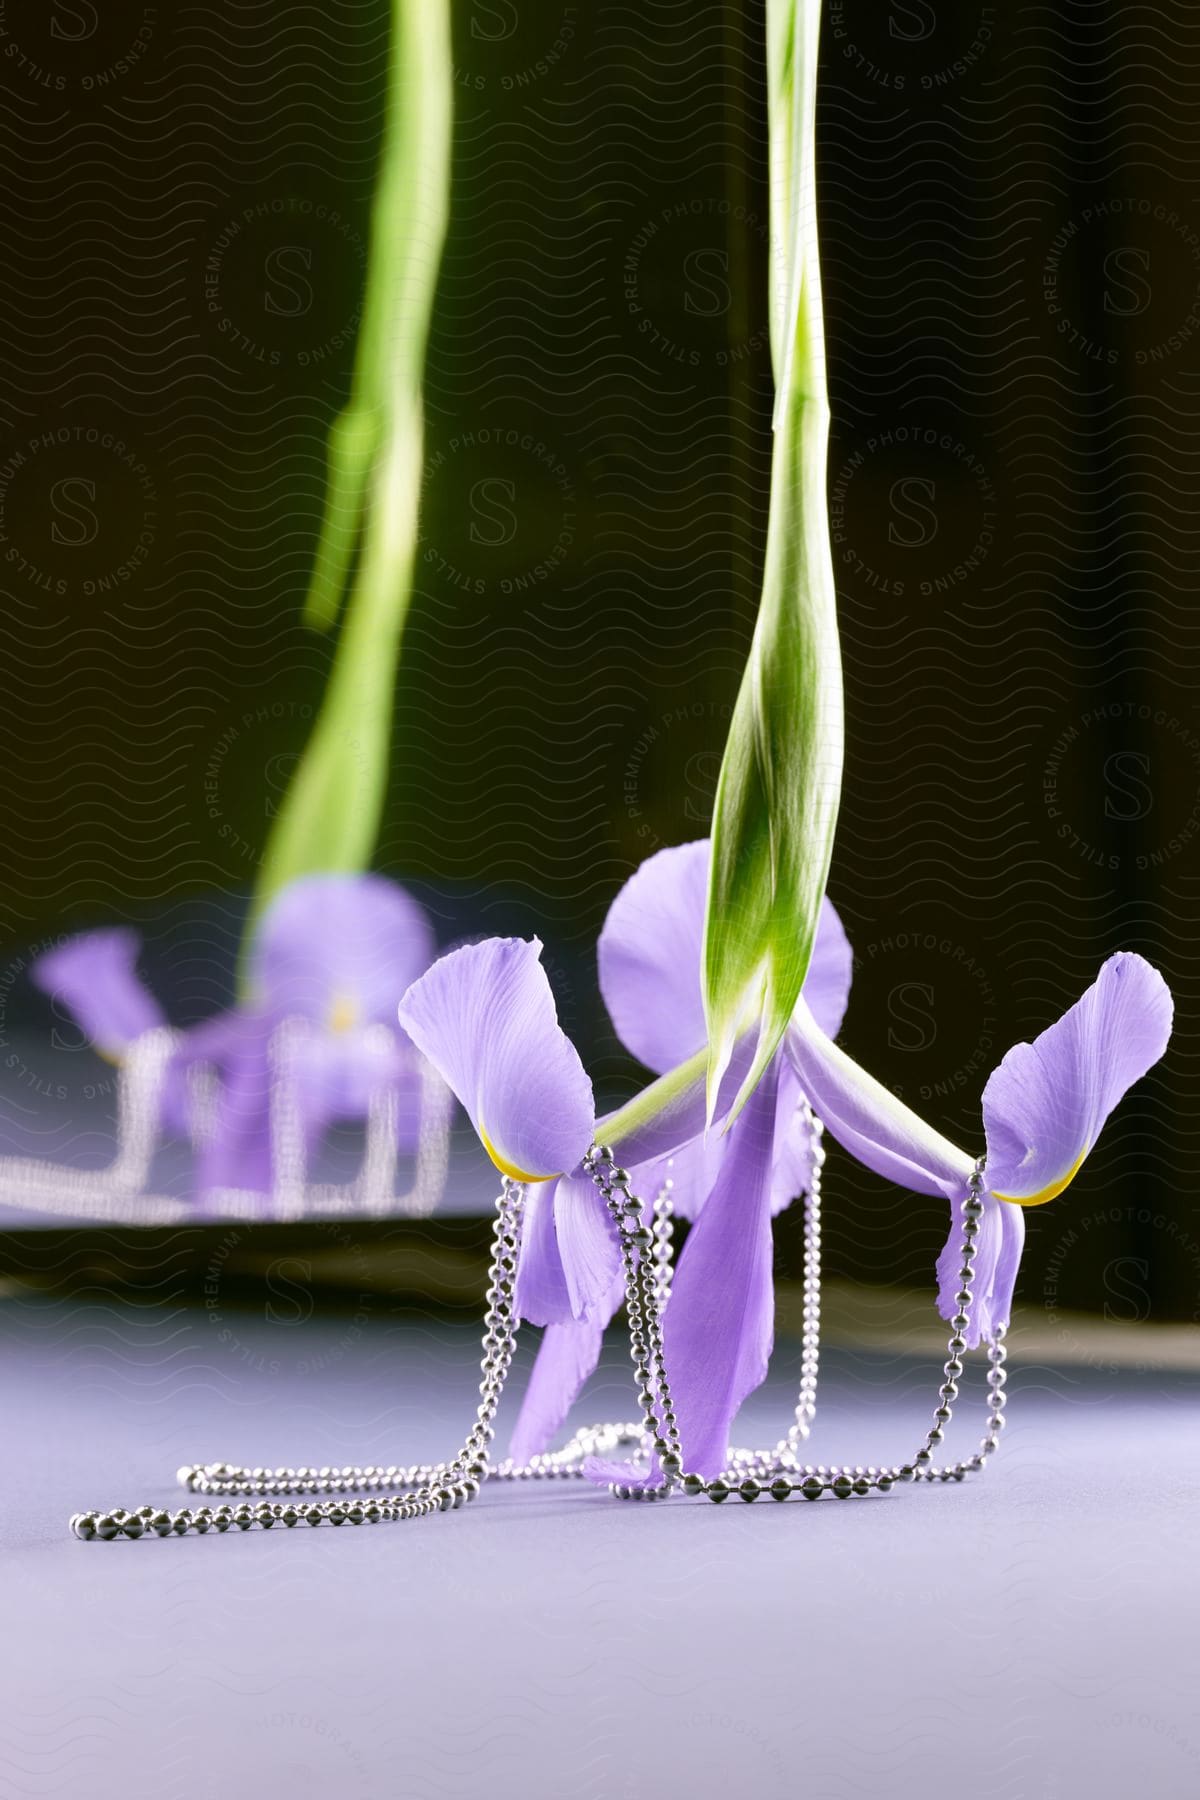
[32,874,436,1202]
[400,840,1173,1483]
[400,839,852,1474]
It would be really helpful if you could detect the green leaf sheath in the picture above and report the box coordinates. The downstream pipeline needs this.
[702,0,844,1118]
[241,0,453,986]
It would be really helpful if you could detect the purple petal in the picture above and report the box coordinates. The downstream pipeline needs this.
[597,841,710,1073]
[398,937,594,1182]
[598,839,854,1072]
[555,1169,623,1322]
[31,930,164,1058]
[177,1003,424,1156]
[769,1058,819,1216]
[660,1063,781,1480]
[982,952,1172,1205]
[164,1006,244,1137]
[599,1028,759,1170]
[172,1010,334,1197]
[286,1028,403,1116]
[170,1004,271,1095]
[251,873,435,1029]
[803,898,854,1040]
[583,1455,640,1486]
[185,1010,276,1197]
[936,1190,1026,1348]
[173,1006,249,1069]
[287,1027,416,1138]
[600,1024,809,1226]
[786,999,973,1200]
[508,1313,613,1465]
[616,1073,800,1236]
[985,1200,1026,1340]
[512,1180,572,1326]
[631,1129,728,1224]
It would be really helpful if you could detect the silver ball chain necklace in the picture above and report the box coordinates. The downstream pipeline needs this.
[68,1111,1008,1540]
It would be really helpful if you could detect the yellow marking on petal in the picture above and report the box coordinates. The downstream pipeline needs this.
[994,1149,1086,1208]
[328,992,359,1035]
[478,1120,556,1186]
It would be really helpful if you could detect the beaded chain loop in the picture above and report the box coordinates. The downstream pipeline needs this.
[686,1157,1009,1502]
[70,1177,531,1539]
[69,1126,1006,1539]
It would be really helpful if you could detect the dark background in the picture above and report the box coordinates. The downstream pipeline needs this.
[0,1,1197,1324]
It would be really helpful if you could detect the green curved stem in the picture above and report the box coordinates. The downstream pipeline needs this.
[701,0,844,1119]
[241,0,453,988]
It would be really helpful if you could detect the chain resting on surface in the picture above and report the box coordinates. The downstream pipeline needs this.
[70,1124,1006,1539]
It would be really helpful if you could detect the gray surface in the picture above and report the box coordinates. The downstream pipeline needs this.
[2,1289,1198,1800]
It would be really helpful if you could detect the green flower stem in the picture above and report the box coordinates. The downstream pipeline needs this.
[599,1029,756,1166]
[600,1047,710,1161]
[241,0,452,986]
[702,0,843,1118]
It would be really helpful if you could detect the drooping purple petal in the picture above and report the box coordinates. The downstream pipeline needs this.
[251,873,435,1029]
[508,1182,624,1459]
[989,1197,1027,1333]
[31,930,164,1059]
[598,839,854,1073]
[173,1009,372,1197]
[936,1190,1026,1348]
[512,1180,572,1326]
[786,998,974,1201]
[398,937,594,1182]
[162,1005,242,1139]
[981,952,1172,1205]
[185,1010,277,1197]
[769,1057,819,1215]
[554,1169,623,1323]
[585,1068,784,1490]
[631,1129,728,1223]
[659,1062,781,1479]
[508,1314,611,1467]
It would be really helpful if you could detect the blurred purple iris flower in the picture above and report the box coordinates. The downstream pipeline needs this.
[32,874,436,1202]
[400,840,1172,1482]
